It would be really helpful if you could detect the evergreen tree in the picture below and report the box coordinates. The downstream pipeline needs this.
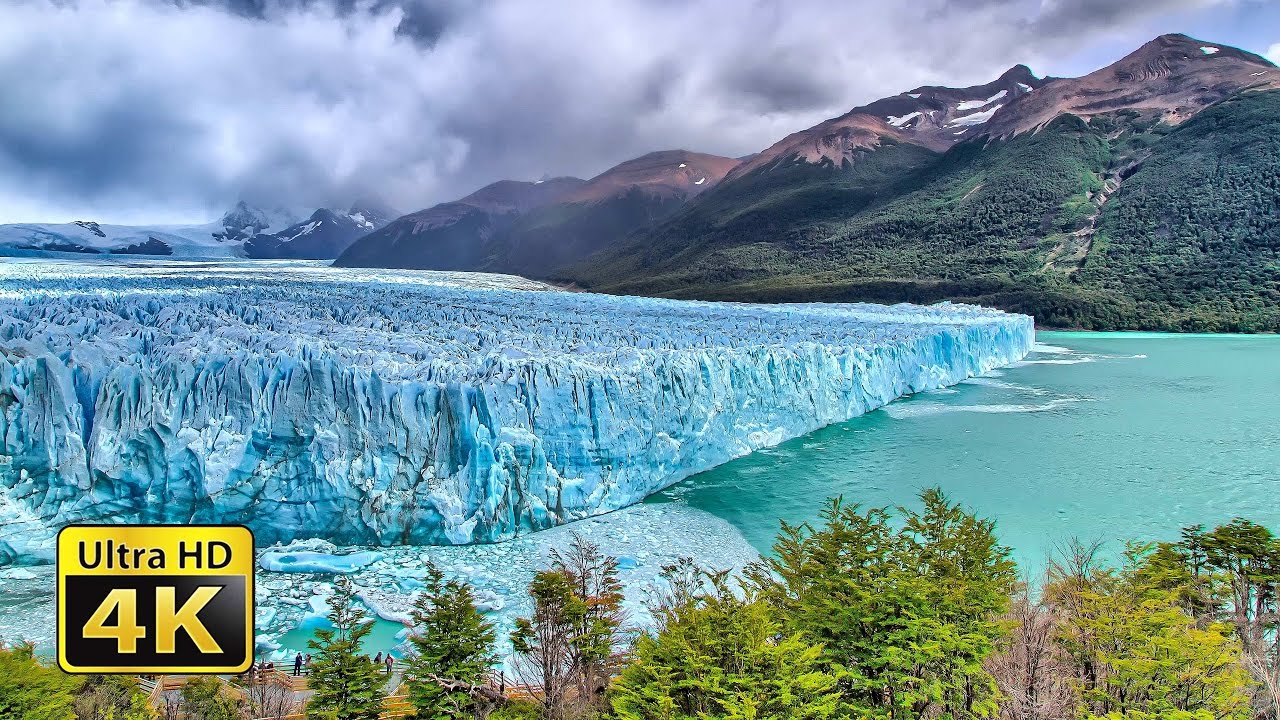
[0,641,78,720]
[306,576,387,720]
[611,566,839,720]
[404,562,499,719]
[747,488,1016,719]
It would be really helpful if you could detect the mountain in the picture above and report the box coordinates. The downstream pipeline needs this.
[0,200,390,259]
[566,34,1280,332]
[243,203,397,259]
[334,150,740,275]
[211,201,303,244]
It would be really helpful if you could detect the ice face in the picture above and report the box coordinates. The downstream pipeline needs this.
[0,259,1033,564]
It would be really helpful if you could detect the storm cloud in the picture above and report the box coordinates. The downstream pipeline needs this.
[0,0,1257,223]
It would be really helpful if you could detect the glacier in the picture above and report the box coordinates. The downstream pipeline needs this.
[0,258,1033,565]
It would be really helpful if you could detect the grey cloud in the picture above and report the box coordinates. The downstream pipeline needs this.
[0,0,1239,223]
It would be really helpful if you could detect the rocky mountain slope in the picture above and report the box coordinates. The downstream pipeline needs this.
[567,34,1280,331]
[334,150,739,275]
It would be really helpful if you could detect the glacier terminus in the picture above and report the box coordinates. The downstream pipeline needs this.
[0,259,1033,565]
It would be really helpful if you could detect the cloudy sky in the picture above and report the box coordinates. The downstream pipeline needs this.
[1,0,1277,224]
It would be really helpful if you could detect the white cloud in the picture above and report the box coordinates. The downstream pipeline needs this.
[1267,43,1280,64]
[0,0,1241,223]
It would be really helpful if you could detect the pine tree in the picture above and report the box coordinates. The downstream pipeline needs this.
[404,562,499,719]
[306,576,387,720]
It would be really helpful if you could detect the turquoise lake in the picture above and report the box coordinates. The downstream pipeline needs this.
[648,332,1280,571]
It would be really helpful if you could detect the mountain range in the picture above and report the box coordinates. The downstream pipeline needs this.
[0,199,396,259]
[339,33,1280,331]
[334,149,741,276]
[3,33,1276,331]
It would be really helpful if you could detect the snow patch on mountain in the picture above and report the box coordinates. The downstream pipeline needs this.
[956,90,1007,111]
[1200,46,1219,55]
[886,111,923,128]
[948,105,1003,127]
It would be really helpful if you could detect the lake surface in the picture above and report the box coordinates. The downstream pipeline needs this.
[649,332,1280,571]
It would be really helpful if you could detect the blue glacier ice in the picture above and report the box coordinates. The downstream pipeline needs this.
[0,258,1033,565]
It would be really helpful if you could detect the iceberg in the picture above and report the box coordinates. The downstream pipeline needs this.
[0,259,1033,564]
[259,550,384,574]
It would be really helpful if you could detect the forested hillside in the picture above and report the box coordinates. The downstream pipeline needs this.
[570,89,1280,331]
[1082,91,1280,331]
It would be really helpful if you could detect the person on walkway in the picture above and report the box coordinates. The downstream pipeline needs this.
[384,655,394,675]
[293,653,303,676]
[374,651,382,666]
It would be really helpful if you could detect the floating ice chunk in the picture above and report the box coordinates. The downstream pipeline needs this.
[260,551,384,574]
[956,90,1007,111]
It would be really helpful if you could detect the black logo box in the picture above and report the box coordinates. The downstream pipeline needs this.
[62,575,247,669]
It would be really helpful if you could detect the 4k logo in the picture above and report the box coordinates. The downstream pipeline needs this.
[57,525,254,674]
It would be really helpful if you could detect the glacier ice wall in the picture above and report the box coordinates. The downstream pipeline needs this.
[0,259,1033,564]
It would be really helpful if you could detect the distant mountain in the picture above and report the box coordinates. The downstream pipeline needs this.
[243,203,397,259]
[0,199,392,259]
[335,150,740,275]
[565,34,1280,332]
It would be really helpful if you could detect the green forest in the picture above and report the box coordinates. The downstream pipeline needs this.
[569,90,1280,332]
[5,489,1280,720]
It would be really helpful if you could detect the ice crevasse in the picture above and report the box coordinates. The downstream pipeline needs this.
[0,260,1034,564]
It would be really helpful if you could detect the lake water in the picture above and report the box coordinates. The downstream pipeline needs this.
[648,332,1280,572]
